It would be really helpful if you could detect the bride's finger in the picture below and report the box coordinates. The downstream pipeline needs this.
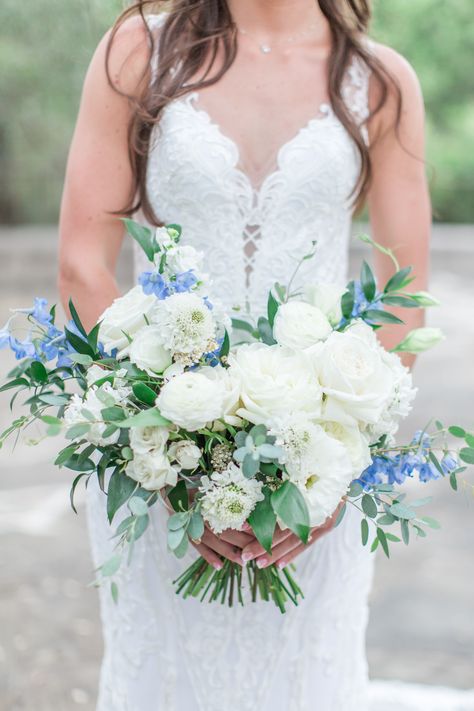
[191,540,223,570]
[202,529,243,565]
[275,541,308,570]
[218,529,255,548]
[241,527,293,562]
[255,534,303,568]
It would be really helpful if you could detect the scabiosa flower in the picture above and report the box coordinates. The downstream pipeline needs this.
[199,463,264,534]
[151,292,217,364]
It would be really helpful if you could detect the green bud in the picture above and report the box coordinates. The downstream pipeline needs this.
[406,291,440,307]
[392,327,445,354]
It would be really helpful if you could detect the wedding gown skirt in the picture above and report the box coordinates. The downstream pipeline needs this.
[86,13,474,710]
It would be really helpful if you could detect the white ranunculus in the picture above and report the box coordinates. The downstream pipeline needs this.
[200,365,242,426]
[64,383,123,447]
[126,450,178,491]
[130,426,169,455]
[129,325,173,376]
[99,286,158,359]
[322,421,372,476]
[165,245,203,276]
[199,463,264,534]
[273,300,332,350]
[156,371,226,431]
[311,324,394,427]
[168,440,202,470]
[304,282,346,326]
[229,343,323,426]
[151,292,216,363]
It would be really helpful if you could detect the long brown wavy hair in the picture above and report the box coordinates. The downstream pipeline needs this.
[106,0,401,224]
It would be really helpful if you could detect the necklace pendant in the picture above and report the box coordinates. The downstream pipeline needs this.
[260,44,272,54]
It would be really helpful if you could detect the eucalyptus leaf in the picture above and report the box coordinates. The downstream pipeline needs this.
[129,496,149,517]
[119,409,171,429]
[361,518,369,546]
[187,511,205,541]
[107,470,137,523]
[248,489,277,554]
[101,554,122,577]
[271,481,310,544]
[390,503,416,520]
[362,494,378,519]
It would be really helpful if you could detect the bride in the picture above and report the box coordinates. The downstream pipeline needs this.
[57,1,436,709]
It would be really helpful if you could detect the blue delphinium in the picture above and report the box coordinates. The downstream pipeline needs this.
[139,269,198,299]
[351,281,384,319]
[203,337,224,367]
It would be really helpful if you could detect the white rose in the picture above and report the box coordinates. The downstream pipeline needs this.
[168,440,202,470]
[273,301,332,350]
[200,365,242,426]
[130,426,169,455]
[129,325,173,375]
[165,245,203,276]
[304,282,345,326]
[156,371,226,431]
[99,286,158,359]
[322,421,372,476]
[126,450,178,491]
[229,343,323,426]
[311,326,394,426]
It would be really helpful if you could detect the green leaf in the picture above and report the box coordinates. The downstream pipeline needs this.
[363,309,405,325]
[63,453,95,472]
[385,533,401,542]
[28,361,48,383]
[55,445,79,467]
[87,323,102,353]
[69,472,88,514]
[248,489,277,554]
[68,299,88,338]
[400,519,410,545]
[390,503,416,520]
[361,518,369,545]
[119,409,171,429]
[220,330,230,359]
[40,415,62,426]
[377,513,396,526]
[362,494,378,518]
[168,480,189,512]
[174,534,189,559]
[242,453,260,478]
[132,382,157,407]
[413,525,428,538]
[357,234,399,270]
[129,496,149,517]
[67,353,93,366]
[381,294,419,308]
[101,554,122,577]
[168,512,190,531]
[341,288,355,320]
[450,472,458,491]
[384,266,413,293]
[429,451,445,476]
[101,406,126,422]
[231,318,257,337]
[271,481,310,544]
[64,328,95,357]
[377,527,390,558]
[347,481,363,498]
[370,537,379,552]
[420,516,441,530]
[257,317,276,345]
[0,377,30,393]
[39,393,70,406]
[107,470,137,523]
[448,426,466,438]
[132,513,150,541]
[459,447,474,465]
[333,502,347,528]
[187,511,205,541]
[465,434,474,448]
[361,260,376,302]
[267,291,280,328]
[122,218,156,262]
[66,423,91,440]
[111,581,119,604]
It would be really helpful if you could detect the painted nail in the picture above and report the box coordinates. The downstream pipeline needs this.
[277,561,287,570]
[213,562,223,570]
[256,558,268,569]
[241,551,253,562]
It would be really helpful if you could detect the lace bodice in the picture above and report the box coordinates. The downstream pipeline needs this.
[134,14,371,316]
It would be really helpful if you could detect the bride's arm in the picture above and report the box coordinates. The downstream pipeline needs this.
[58,17,150,331]
[367,45,431,369]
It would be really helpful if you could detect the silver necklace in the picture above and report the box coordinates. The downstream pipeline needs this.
[238,22,319,55]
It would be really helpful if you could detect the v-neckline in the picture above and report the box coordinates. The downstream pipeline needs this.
[179,91,337,195]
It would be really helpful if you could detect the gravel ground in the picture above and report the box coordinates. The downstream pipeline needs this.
[0,225,473,710]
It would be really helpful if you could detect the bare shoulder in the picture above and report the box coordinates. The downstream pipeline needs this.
[369,41,424,104]
[87,14,155,98]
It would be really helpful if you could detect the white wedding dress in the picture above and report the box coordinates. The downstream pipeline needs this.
[86,13,474,711]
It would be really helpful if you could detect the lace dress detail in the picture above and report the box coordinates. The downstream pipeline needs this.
[86,14,473,711]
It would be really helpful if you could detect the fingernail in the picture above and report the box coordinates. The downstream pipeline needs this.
[277,561,287,570]
[242,551,253,562]
[213,562,223,570]
[242,522,252,533]
[256,558,268,569]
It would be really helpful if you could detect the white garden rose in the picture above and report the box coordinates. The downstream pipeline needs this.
[130,426,169,455]
[200,365,242,426]
[304,282,345,326]
[168,440,202,470]
[129,325,173,376]
[99,286,158,359]
[199,463,264,534]
[273,301,332,350]
[311,325,394,426]
[126,450,178,491]
[151,292,217,364]
[322,421,372,476]
[156,371,226,431]
[229,343,323,426]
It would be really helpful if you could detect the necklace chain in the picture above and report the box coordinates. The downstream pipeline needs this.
[238,22,319,55]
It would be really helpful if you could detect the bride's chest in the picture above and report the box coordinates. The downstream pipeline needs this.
[146,93,361,219]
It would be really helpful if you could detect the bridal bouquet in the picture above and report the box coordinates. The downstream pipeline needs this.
[1,220,472,612]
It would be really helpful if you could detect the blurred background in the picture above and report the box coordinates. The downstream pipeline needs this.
[0,1,473,709]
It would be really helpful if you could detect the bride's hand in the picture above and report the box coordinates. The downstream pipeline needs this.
[240,503,344,570]
[190,525,256,570]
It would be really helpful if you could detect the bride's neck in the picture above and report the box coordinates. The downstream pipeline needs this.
[226,0,330,44]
